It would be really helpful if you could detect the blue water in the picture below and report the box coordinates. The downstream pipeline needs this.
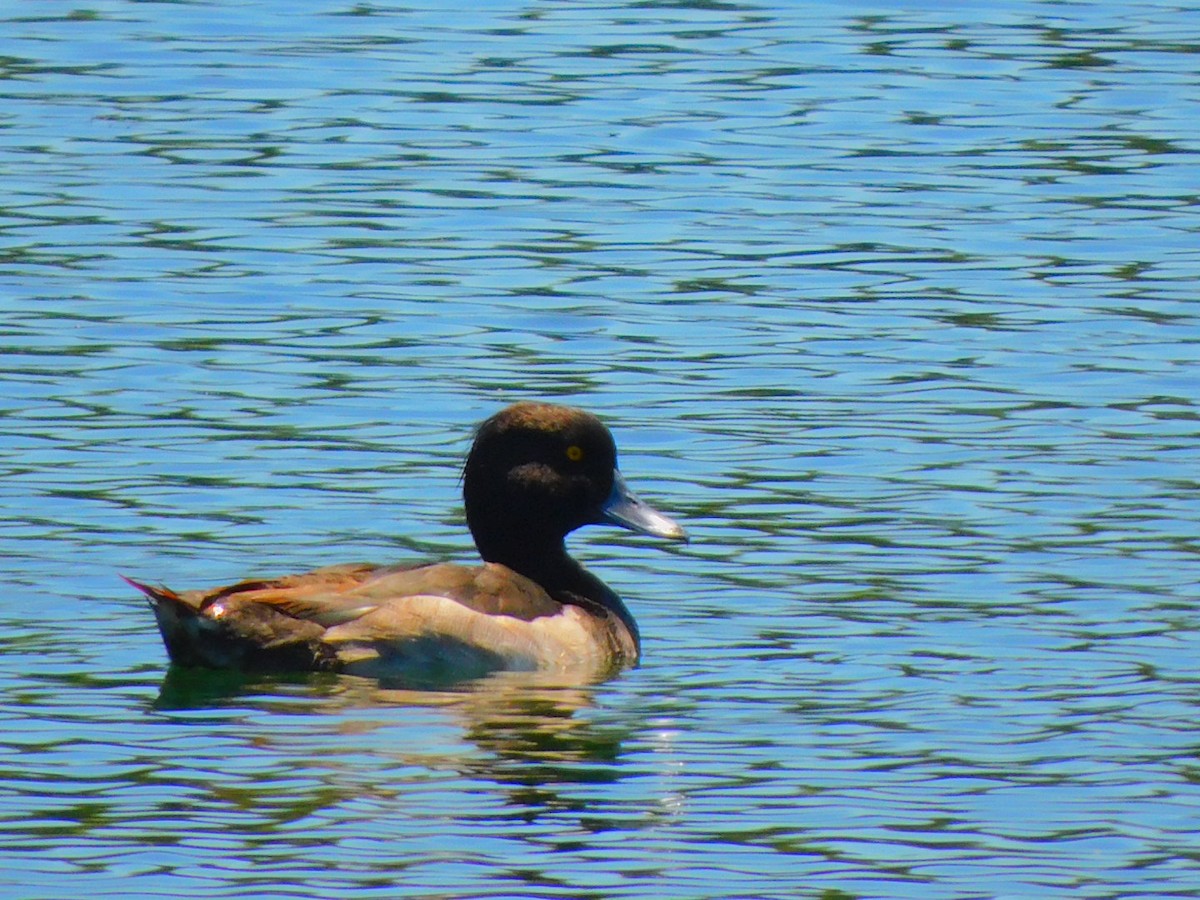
[2,1,1199,897]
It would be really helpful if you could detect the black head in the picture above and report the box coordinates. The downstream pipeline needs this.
[462,402,685,572]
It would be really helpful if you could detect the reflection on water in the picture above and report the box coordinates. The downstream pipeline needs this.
[2,0,1200,897]
[156,665,628,794]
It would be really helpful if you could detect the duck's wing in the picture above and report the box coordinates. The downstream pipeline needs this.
[213,562,563,623]
[127,561,574,674]
[318,565,619,679]
[359,562,563,619]
[215,562,606,678]
[204,563,394,626]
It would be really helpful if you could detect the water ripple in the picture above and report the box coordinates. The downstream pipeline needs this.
[1,1,1199,897]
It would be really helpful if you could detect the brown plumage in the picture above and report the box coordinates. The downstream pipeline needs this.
[125,402,687,682]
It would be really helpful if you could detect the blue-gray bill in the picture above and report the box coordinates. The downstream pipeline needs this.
[600,470,688,542]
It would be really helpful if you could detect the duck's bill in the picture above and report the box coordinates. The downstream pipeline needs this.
[601,470,688,542]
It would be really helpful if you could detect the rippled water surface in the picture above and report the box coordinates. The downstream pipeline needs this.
[2,1,1199,897]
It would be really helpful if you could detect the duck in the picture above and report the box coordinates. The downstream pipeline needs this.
[124,401,687,682]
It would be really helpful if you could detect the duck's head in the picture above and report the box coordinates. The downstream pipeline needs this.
[463,402,686,569]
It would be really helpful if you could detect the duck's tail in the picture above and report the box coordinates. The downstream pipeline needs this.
[121,574,181,607]
[121,574,223,667]
[121,574,338,671]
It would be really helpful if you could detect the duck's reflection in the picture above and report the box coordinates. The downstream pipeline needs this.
[152,664,631,791]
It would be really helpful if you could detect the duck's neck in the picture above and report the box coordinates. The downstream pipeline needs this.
[476,537,640,646]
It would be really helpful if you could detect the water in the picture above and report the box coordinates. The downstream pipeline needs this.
[2,0,1198,896]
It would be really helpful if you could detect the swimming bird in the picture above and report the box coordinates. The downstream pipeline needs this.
[125,402,687,682]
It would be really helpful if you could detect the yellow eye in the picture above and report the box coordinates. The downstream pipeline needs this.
[565,445,584,462]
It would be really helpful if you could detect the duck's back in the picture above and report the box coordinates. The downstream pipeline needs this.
[134,560,636,681]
